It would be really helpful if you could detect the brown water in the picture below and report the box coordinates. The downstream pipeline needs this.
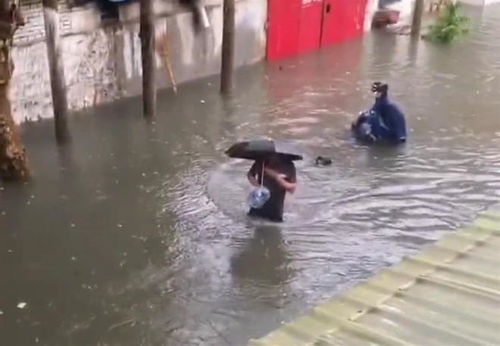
[1,5,500,346]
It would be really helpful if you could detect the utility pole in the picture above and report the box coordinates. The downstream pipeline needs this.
[140,0,156,118]
[411,0,425,38]
[0,0,30,181]
[43,0,71,144]
[220,0,235,94]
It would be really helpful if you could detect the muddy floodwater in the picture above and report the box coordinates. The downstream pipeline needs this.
[1,4,500,346]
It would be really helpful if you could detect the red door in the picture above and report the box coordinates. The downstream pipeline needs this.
[267,0,301,60]
[321,0,366,47]
[321,0,345,46]
[267,0,367,59]
[297,0,324,54]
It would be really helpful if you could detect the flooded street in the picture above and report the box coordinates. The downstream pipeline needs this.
[1,4,500,346]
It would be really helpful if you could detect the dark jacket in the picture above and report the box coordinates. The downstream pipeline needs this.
[370,94,407,142]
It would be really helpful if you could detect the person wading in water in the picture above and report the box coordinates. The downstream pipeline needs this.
[352,82,407,144]
[247,155,297,222]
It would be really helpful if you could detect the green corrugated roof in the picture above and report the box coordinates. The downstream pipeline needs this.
[249,207,500,346]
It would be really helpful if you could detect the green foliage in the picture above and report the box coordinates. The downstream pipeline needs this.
[428,3,469,43]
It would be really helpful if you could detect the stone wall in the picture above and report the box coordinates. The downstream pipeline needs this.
[10,0,267,123]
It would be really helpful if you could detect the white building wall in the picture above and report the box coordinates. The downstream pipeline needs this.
[10,0,267,124]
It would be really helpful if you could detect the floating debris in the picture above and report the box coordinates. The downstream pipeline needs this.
[108,318,136,331]
[17,302,27,309]
[200,99,206,104]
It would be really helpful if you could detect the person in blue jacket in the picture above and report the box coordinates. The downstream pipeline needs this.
[352,82,407,143]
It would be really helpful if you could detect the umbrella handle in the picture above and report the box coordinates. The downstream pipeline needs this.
[260,162,265,187]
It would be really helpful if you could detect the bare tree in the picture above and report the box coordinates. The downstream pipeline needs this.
[0,0,30,181]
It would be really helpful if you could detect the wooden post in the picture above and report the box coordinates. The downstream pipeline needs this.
[220,0,235,94]
[0,1,30,181]
[411,0,425,37]
[43,0,70,144]
[140,0,156,118]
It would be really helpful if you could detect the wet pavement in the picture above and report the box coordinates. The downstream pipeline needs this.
[1,4,500,346]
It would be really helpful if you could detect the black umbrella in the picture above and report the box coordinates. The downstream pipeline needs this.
[225,139,303,161]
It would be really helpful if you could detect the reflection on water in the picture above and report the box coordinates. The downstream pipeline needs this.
[1,4,500,345]
[231,226,293,287]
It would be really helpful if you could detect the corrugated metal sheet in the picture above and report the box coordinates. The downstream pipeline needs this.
[249,207,500,346]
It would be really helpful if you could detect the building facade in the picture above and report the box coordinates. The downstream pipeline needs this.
[11,0,267,123]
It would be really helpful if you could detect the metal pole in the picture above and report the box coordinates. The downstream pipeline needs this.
[411,0,425,37]
[43,0,70,144]
[140,0,156,118]
[220,0,235,94]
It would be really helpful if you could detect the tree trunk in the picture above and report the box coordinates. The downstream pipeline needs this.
[411,0,425,37]
[220,0,235,95]
[0,1,30,181]
[140,0,156,119]
[43,0,70,144]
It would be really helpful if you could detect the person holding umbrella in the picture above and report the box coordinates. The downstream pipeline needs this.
[226,140,301,222]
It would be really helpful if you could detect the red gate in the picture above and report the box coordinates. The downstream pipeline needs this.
[321,0,367,46]
[266,0,301,60]
[267,0,368,60]
[297,0,324,54]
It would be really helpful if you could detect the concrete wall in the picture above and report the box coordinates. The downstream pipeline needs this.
[460,0,500,5]
[364,0,379,31]
[10,0,267,123]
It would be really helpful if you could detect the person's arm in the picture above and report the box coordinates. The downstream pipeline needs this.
[247,162,260,187]
[265,167,297,193]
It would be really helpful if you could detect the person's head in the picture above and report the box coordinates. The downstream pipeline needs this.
[371,82,389,99]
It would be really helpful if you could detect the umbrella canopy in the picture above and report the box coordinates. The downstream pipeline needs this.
[225,139,303,161]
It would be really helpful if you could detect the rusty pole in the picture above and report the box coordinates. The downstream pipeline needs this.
[220,0,235,94]
[140,0,156,118]
[43,0,70,144]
